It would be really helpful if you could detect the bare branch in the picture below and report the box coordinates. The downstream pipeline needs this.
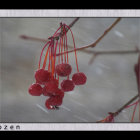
[56,17,121,56]
[113,94,139,117]
[20,17,80,42]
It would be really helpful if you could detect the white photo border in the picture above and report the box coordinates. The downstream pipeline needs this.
[0,9,140,131]
[0,10,140,17]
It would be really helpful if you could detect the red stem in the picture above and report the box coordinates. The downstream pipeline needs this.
[64,24,79,72]
[131,101,138,122]
[125,99,140,109]
[52,25,62,38]
[61,37,63,63]
[39,23,62,69]
[65,31,69,64]
[48,48,51,72]
[63,25,69,64]
[63,32,66,63]
[42,45,50,69]
[58,38,61,64]
[54,40,59,76]
[51,42,55,78]
[38,41,50,69]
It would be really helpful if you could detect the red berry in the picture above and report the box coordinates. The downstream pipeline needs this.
[72,72,87,85]
[55,88,64,98]
[55,63,72,77]
[42,86,51,96]
[45,99,55,109]
[61,79,75,92]
[28,83,42,96]
[45,96,63,109]
[43,79,58,95]
[52,78,59,87]
[35,69,51,85]
[52,96,63,106]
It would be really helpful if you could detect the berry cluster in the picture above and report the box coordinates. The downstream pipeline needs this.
[28,23,87,110]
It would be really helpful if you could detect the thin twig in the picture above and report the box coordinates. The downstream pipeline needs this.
[19,33,140,56]
[113,94,139,117]
[20,17,80,42]
[19,34,140,56]
[20,19,140,57]
[131,101,138,122]
[20,18,122,57]
[88,49,140,64]
[97,94,139,122]
[68,17,80,28]
[20,35,47,42]
[88,49,140,65]
[56,17,121,56]
[91,50,140,55]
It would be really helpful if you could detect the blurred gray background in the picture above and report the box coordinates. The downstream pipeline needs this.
[0,18,140,122]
